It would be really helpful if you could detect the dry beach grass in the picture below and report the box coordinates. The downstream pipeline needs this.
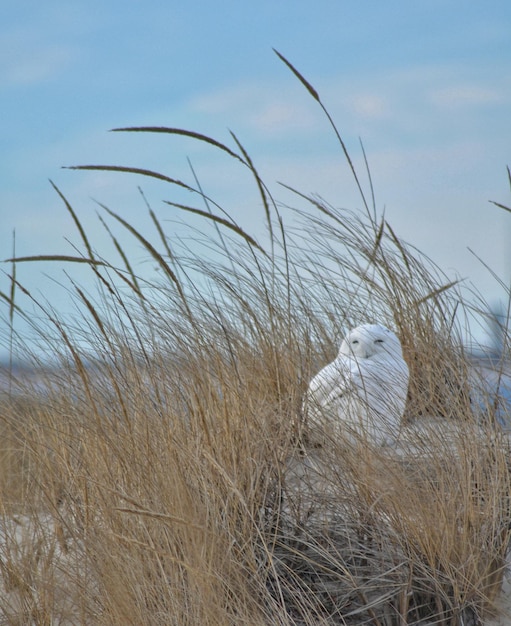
[1,55,511,625]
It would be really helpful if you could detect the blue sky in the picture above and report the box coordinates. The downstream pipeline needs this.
[1,1,511,358]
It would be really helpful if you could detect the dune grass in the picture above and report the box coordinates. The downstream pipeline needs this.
[1,55,511,625]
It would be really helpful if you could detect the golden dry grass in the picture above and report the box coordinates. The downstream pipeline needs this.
[1,58,510,624]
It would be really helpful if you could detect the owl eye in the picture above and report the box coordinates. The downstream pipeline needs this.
[374,339,384,344]
[352,340,359,345]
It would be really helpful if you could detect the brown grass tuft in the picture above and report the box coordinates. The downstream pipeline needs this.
[1,74,510,624]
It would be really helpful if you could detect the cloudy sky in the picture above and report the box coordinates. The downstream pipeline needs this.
[1,1,511,358]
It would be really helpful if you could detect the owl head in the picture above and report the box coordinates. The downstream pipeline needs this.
[339,323,404,360]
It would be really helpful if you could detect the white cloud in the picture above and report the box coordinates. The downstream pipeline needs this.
[429,85,503,109]
[189,82,321,137]
[7,48,74,86]
[179,61,511,157]
[346,94,390,120]
[0,30,76,87]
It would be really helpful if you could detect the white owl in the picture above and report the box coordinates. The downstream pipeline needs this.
[305,323,409,446]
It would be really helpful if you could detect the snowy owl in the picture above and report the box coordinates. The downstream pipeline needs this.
[305,323,409,446]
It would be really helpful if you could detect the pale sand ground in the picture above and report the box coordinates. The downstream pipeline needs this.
[0,513,88,623]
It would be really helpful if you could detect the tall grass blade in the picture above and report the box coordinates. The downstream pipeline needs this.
[385,220,412,275]
[186,157,233,266]
[0,289,23,314]
[272,48,320,102]
[4,255,108,265]
[8,231,16,331]
[359,138,377,222]
[50,180,95,260]
[111,126,246,164]
[65,165,194,191]
[8,230,16,394]
[274,49,370,214]
[148,210,173,262]
[100,205,190,312]
[97,212,144,298]
[229,131,276,249]
[416,279,462,305]
[163,201,267,255]
[490,200,511,214]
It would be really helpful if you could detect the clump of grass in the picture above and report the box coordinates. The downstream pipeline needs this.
[0,53,510,625]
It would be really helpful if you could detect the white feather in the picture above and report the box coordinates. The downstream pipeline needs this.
[305,323,409,446]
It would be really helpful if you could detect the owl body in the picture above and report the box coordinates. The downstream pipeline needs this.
[306,324,409,446]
